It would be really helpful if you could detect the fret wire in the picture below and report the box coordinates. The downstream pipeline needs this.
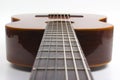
[61,14,68,80]
[36,57,81,60]
[33,67,90,70]
[64,14,80,80]
[38,50,80,52]
[67,14,92,80]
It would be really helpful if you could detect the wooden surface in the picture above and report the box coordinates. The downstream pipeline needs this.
[5,14,113,68]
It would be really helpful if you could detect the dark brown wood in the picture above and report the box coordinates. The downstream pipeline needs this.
[5,14,113,68]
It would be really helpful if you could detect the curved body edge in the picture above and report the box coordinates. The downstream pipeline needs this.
[5,14,114,68]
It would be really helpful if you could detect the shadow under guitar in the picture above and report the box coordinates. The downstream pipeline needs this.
[10,64,32,72]
[91,65,108,71]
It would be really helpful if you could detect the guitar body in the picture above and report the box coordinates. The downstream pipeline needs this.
[5,14,113,68]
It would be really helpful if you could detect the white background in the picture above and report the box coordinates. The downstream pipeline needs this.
[0,0,120,80]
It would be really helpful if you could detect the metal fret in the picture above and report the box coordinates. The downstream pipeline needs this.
[33,67,90,71]
[36,57,82,60]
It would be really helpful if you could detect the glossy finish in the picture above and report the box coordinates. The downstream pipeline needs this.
[5,14,113,68]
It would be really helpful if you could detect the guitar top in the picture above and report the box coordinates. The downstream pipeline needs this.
[7,14,112,29]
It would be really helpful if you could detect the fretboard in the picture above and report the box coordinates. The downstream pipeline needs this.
[30,21,93,80]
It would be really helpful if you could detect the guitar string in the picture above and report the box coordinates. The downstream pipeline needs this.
[44,14,55,80]
[60,14,68,80]
[39,17,53,80]
[54,14,59,80]
[41,21,51,80]
[64,14,80,80]
[67,14,92,80]
[30,17,52,80]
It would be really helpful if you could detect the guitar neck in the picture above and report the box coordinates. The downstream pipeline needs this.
[30,21,93,80]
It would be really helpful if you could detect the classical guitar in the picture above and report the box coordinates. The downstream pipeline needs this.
[5,14,113,80]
